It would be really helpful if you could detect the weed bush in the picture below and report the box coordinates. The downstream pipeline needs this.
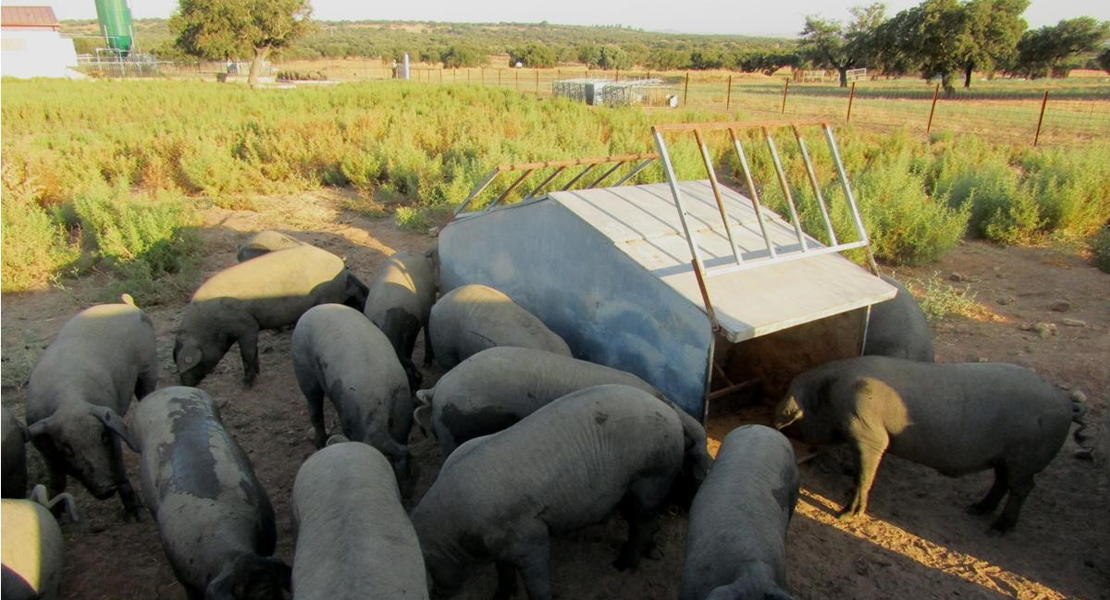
[914,272,982,321]
[1090,227,1110,274]
[2,80,1105,290]
[71,182,201,303]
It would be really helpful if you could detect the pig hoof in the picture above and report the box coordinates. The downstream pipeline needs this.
[989,517,1015,534]
[966,502,992,516]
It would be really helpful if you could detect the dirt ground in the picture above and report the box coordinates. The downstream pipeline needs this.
[2,190,1107,600]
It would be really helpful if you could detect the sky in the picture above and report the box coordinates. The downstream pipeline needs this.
[26,0,1110,37]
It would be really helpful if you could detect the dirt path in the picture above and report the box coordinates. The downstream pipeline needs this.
[2,191,1106,600]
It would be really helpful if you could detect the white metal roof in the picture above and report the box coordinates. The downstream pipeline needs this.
[548,180,897,343]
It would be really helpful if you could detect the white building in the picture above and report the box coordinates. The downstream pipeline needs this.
[1,6,79,78]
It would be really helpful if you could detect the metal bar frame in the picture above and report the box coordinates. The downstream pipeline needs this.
[524,167,567,199]
[651,119,882,317]
[763,127,808,252]
[792,124,838,246]
[455,153,658,215]
[587,161,628,189]
[729,128,776,259]
[560,164,599,190]
[694,128,743,263]
[488,169,534,209]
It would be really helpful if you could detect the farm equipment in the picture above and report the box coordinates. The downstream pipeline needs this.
[438,120,896,421]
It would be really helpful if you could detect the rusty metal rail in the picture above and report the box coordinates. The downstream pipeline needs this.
[454,152,659,215]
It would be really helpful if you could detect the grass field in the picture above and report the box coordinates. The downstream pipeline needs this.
[2,77,1107,297]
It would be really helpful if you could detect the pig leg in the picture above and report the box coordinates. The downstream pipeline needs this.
[46,460,68,517]
[301,377,328,449]
[991,469,1035,532]
[967,464,1008,516]
[135,366,158,400]
[422,323,434,366]
[110,437,144,520]
[613,476,668,571]
[493,520,552,600]
[234,322,261,387]
[841,432,889,520]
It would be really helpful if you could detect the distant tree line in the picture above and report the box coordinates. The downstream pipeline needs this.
[61,2,1109,86]
[800,0,1109,93]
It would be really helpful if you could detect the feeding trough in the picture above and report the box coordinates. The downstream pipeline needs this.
[437,120,896,421]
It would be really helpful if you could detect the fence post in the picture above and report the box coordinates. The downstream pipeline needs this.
[615,69,620,82]
[781,79,790,114]
[846,81,856,122]
[684,72,690,106]
[467,69,470,84]
[926,83,940,134]
[1033,90,1049,147]
[498,69,502,86]
[515,69,519,90]
[535,69,539,93]
[726,75,733,111]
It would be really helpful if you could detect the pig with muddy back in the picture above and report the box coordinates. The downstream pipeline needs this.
[175,245,368,387]
[291,304,414,487]
[774,356,1085,531]
[363,249,437,390]
[411,384,686,600]
[25,295,157,519]
[413,346,712,489]
[680,425,798,600]
[132,387,289,600]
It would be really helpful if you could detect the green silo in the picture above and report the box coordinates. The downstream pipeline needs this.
[94,0,134,55]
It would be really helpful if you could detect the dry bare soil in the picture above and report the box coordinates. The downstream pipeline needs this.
[2,191,1107,600]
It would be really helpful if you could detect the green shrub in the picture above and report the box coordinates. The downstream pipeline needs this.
[853,152,969,265]
[72,182,201,303]
[915,272,981,321]
[0,188,78,292]
[1090,227,1110,274]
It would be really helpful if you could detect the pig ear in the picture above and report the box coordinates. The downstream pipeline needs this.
[26,416,53,440]
[176,342,203,373]
[412,395,433,439]
[96,407,139,452]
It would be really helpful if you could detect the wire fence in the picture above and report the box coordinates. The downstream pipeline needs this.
[75,59,1110,148]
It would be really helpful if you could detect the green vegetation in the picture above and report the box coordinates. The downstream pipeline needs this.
[2,79,1106,293]
[914,272,982,321]
[1089,227,1110,273]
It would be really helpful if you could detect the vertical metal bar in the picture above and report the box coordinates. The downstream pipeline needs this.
[822,124,879,274]
[613,158,656,186]
[728,128,776,258]
[690,258,720,331]
[587,161,628,188]
[846,81,856,122]
[490,169,534,207]
[524,167,567,199]
[792,125,838,246]
[454,168,501,215]
[764,127,808,251]
[726,75,733,111]
[926,83,940,134]
[684,72,690,106]
[694,129,743,264]
[1034,90,1049,147]
[781,80,790,114]
[652,126,710,281]
[560,164,599,190]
